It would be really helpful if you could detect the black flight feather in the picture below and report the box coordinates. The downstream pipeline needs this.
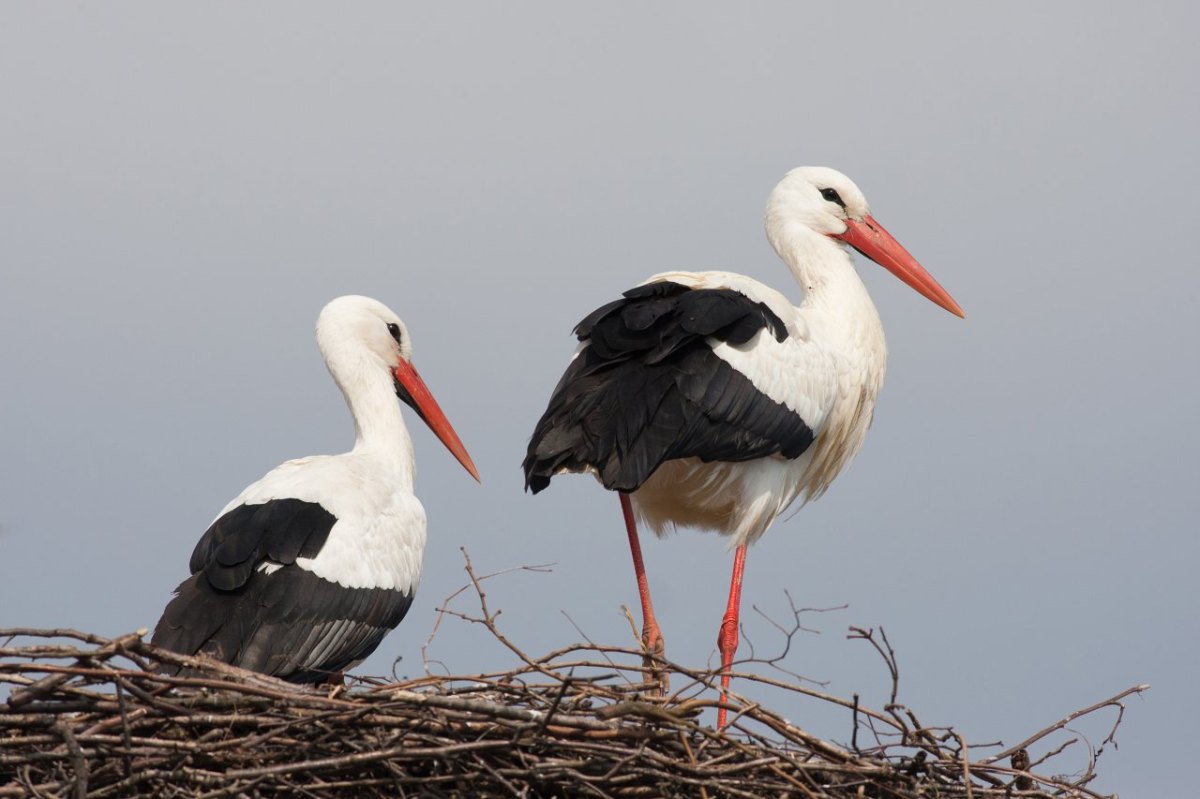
[524,281,812,495]
[153,498,413,682]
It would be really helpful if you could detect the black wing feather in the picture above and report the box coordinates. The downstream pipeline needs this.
[153,499,412,682]
[524,281,813,494]
[189,499,335,580]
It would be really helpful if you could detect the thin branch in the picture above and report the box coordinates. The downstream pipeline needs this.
[0,553,1142,799]
[985,684,1150,763]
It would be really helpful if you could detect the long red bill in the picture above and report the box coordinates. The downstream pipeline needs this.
[833,215,965,318]
[393,360,481,482]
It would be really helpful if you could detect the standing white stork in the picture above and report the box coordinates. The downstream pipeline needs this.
[523,167,963,726]
[153,295,479,682]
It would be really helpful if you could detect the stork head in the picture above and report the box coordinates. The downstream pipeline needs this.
[317,295,480,481]
[765,167,964,318]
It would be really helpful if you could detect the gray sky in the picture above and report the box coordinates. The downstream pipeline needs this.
[2,3,1196,794]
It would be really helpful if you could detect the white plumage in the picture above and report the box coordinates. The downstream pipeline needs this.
[525,166,962,726]
[224,455,428,593]
[628,268,882,547]
[152,295,478,682]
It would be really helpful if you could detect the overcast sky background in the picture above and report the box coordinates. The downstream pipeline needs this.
[2,3,1197,794]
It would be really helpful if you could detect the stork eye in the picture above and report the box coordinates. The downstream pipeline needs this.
[820,187,846,209]
[386,323,402,345]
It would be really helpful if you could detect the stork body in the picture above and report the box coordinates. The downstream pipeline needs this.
[153,295,478,682]
[524,167,962,725]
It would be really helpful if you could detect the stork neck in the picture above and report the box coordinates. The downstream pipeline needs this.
[770,222,886,351]
[332,359,416,486]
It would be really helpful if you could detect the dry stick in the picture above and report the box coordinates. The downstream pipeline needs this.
[193,776,270,799]
[221,739,513,781]
[675,730,712,799]
[531,671,574,740]
[727,670,900,730]
[847,626,899,706]
[985,683,1150,763]
[0,572,1142,799]
[0,628,118,647]
[52,722,87,799]
[6,631,143,709]
[455,548,574,684]
[976,763,1108,799]
[955,733,974,799]
[5,663,356,715]
[113,679,133,778]
[750,595,845,689]
[561,610,630,682]
[472,753,524,798]
[1028,736,1078,771]
[851,693,861,754]
[109,671,195,718]
[1095,693,1130,769]
[133,642,319,692]
[387,688,617,733]
[421,560,554,673]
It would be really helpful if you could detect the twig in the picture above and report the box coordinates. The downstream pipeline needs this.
[0,555,1142,799]
[847,626,899,706]
[985,684,1150,763]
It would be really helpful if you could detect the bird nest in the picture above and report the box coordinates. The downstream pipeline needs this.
[2,555,1144,798]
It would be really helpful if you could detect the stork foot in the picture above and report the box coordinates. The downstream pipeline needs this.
[323,670,347,698]
[641,624,669,695]
[620,493,670,695]
[716,614,739,728]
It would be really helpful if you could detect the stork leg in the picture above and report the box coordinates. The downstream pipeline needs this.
[716,544,748,729]
[323,670,347,699]
[619,492,668,693]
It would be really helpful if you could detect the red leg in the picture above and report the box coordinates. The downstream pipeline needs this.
[620,493,667,689]
[716,544,748,728]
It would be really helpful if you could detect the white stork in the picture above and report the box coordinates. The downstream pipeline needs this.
[523,167,963,726]
[153,295,479,682]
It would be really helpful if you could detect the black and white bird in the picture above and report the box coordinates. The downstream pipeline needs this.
[153,295,479,682]
[523,167,963,725]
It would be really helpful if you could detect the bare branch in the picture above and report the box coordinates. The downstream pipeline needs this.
[0,558,1143,799]
[984,684,1150,764]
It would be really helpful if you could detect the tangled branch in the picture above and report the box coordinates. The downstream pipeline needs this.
[1,553,1146,798]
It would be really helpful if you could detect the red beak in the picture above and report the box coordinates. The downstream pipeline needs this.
[833,215,965,318]
[393,359,481,482]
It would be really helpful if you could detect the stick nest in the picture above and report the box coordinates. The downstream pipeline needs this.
[2,557,1145,798]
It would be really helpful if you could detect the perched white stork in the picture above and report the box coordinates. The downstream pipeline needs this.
[523,167,963,726]
[153,295,479,682]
